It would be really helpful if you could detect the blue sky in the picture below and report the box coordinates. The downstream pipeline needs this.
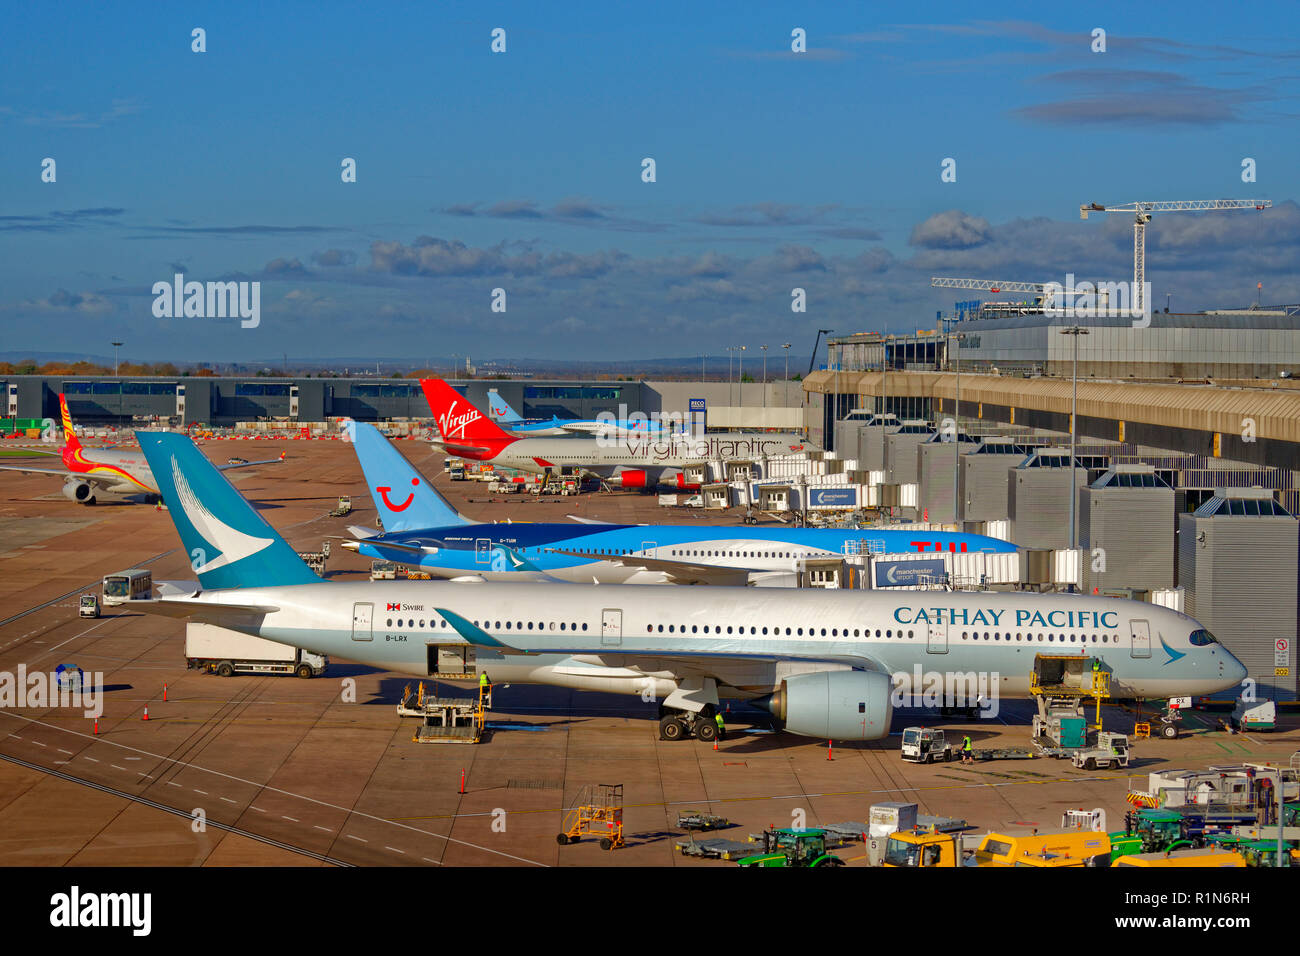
[2,1,1298,364]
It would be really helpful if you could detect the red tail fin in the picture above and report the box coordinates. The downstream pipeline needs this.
[57,394,82,451]
[419,379,513,444]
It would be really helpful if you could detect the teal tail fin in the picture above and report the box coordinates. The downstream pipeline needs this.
[135,432,319,589]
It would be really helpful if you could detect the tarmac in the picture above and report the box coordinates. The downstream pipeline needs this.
[0,436,1296,867]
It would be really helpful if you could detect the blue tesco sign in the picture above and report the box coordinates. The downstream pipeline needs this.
[874,558,947,588]
[689,398,707,412]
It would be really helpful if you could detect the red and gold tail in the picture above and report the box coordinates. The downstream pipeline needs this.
[58,394,82,451]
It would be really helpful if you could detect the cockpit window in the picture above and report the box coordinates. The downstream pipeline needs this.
[1188,629,1218,646]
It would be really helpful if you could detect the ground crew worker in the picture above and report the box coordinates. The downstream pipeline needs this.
[962,734,973,764]
[714,711,725,740]
[479,672,491,698]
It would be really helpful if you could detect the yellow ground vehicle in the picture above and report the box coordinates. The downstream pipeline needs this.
[974,830,1111,867]
[557,783,624,850]
[1114,848,1246,867]
[882,829,971,867]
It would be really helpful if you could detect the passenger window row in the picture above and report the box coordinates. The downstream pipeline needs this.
[959,632,1119,644]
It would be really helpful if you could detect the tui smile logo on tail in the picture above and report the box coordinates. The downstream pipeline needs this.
[377,477,419,512]
[172,455,272,572]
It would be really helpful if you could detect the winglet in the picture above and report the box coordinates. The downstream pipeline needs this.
[435,608,512,648]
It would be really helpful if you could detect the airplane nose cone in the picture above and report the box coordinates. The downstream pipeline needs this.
[1225,653,1248,687]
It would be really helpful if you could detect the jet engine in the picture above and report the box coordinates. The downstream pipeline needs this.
[610,469,648,489]
[62,479,96,504]
[759,670,892,740]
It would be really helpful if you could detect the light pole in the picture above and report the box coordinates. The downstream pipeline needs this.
[1060,325,1090,564]
[737,345,746,410]
[111,341,123,377]
[951,328,965,526]
[760,345,768,414]
[727,347,734,408]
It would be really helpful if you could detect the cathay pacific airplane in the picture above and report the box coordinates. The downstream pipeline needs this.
[487,388,676,439]
[342,421,1016,585]
[425,377,813,489]
[132,431,1247,742]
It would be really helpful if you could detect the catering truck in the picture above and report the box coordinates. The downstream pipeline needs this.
[185,622,328,678]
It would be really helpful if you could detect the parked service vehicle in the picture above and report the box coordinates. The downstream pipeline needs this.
[370,560,398,581]
[974,829,1112,867]
[185,622,327,678]
[882,830,972,867]
[78,594,100,618]
[1071,732,1130,770]
[1231,700,1276,732]
[901,727,955,764]
[1113,848,1245,868]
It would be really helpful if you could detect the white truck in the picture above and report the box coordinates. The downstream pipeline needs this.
[185,622,327,679]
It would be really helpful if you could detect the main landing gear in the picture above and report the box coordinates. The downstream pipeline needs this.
[658,705,720,742]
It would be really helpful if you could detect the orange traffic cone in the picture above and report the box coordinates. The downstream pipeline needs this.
[142,706,149,721]
[827,739,834,761]
[93,719,98,735]
[713,736,719,751]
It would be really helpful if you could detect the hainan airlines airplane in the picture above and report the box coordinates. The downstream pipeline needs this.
[132,431,1247,743]
[342,421,1015,585]
[487,388,676,439]
[425,378,813,489]
[0,394,283,504]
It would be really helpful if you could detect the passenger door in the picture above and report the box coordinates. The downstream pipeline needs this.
[351,602,373,642]
[926,620,949,655]
[601,608,623,647]
[1130,619,1151,659]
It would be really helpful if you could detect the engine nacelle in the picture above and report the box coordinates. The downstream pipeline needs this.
[761,670,892,740]
[62,479,95,503]
[611,469,648,489]
[670,472,700,491]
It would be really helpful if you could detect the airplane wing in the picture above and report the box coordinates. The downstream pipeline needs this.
[433,607,887,670]
[0,463,92,479]
[117,597,281,622]
[215,452,287,470]
[354,537,446,556]
[546,548,756,585]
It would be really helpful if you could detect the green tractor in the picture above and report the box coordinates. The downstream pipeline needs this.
[736,828,845,868]
[1109,809,1198,861]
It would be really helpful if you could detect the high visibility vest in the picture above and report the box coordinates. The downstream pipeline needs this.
[962,737,972,751]
[715,713,724,728]
[479,674,489,687]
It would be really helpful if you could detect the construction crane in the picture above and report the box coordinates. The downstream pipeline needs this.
[930,277,1059,311]
[1079,199,1271,315]
[808,328,833,376]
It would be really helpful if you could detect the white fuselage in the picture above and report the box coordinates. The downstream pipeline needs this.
[169,581,1247,704]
